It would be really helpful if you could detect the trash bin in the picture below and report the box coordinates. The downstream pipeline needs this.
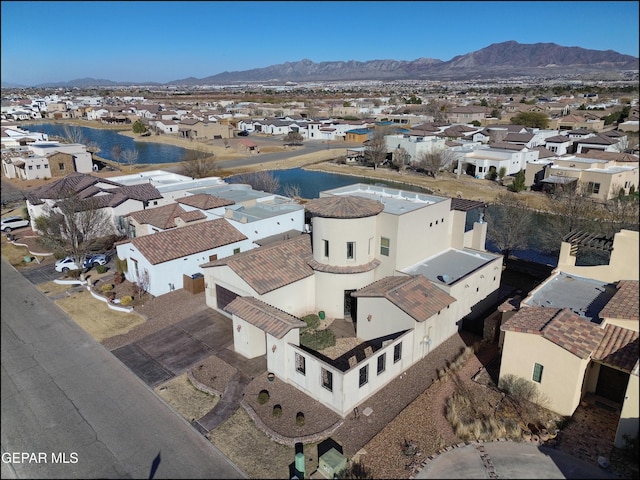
[319,311,325,320]
[24,256,32,263]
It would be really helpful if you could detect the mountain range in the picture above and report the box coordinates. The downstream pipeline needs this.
[4,41,638,89]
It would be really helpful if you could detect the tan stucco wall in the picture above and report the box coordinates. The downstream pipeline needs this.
[615,373,639,448]
[232,317,266,359]
[558,230,639,283]
[311,215,378,267]
[314,270,377,319]
[500,331,588,416]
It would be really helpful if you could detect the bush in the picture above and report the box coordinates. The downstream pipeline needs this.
[301,313,320,330]
[113,272,124,285]
[101,284,114,292]
[257,390,270,405]
[66,269,82,279]
[296,412,305,426]
[272,404,282,417]
[95,264,108,274]
[120,296,133,306]
[115,257,127,274]
[300,329,336,350]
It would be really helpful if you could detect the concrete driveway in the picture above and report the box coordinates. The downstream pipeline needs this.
[111,309,233,387]
[415,441,618,479]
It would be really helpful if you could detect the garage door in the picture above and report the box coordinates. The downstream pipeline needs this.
[216,284,238,311]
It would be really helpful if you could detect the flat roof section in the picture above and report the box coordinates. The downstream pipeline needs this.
[402,248,501,286]
[524,271,618,322]
[323,183,448,215]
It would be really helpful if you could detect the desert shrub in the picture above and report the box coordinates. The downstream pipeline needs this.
[300,313,320,330]
[257,390,269,405]
[300,328,336,350]
[120,296,133,306]
[95,264,108,274]
[296,412,305,426]
[499,374,537,403]
[113,271,124,285]
[101,284,114,292]
[272,404,282,417]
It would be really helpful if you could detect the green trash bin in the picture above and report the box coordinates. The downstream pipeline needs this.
[318,311,325,320]
[24,256,32,263]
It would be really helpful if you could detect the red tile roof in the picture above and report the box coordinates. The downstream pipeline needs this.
[599,280,639,321]
[503,307,604,359]
[353,275,456,322]
[224,297,306,339]
[129,203,206,230]
[202,234,314,295]
[177,193,234,210]
[305,195,384,219]
[593,324,639,373]
[130,218,247,265]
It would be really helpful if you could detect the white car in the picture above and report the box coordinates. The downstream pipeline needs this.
[54,253,109,273]
[1,216,30,232]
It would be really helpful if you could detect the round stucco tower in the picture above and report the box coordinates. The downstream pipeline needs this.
[304,195,385,318]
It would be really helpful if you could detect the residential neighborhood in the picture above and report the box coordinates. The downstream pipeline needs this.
[1,79,638,479]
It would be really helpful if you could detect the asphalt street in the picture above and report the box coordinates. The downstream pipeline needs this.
[0,257,247,479]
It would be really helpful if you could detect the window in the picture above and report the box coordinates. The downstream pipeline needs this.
[295,353,306,375]
[359,365,368,387]
[323,239,329,257]
[233,247,240,254]
[58,163,65,170]
[321,368,333,391]
[36,165,41,169]
[586,182,600,194]
[346,242,354,259]
[394,343,402,363]
[380,237,390,256]
[377,353,386,375]
[532,363,543,383]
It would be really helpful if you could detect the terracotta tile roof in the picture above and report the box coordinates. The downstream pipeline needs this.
[600,280,639,321]
[504,133,535,142]
[224,297,306,339]
[576,151,639,163]
[307,258,380,274]
[501,307,558,334]
[305,196,384,219]
[128,203,207,229]
[353,275,456,322]
[130,218,247,265]
[593,324,639,373]
[541,310,604,359]
[201,234,314,295]
[177,193,234,210]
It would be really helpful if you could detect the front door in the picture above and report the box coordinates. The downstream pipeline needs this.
[344,290,356,319]
[595,364,628,404]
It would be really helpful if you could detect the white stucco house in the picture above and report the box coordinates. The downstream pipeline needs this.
[451,143,540,178]
[200,184,502,417]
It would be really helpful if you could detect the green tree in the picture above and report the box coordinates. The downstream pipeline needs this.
[510,112,549,129]
[509,170,526,192]
[132,119,147,134]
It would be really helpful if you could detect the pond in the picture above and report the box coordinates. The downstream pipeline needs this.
[24,123,190,165]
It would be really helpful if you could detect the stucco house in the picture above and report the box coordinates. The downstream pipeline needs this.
[499,229,639,448]
[200,184,502,417]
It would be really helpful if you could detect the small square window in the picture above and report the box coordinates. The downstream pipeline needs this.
[380,237,390,256]
[359,365,368,387]
[532,363,543,383]
[394,343,402,363]
[233,248,240,254]
[377,353,386,375]
[296,353,306,375]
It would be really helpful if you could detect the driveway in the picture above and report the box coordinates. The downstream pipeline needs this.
[111,309,234,387]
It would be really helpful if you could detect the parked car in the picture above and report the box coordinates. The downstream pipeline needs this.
[54,253,110,273]
[237,130,249,136]
[1,216,29,232]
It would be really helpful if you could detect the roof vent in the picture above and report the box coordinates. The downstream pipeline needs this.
[438,274,452,283]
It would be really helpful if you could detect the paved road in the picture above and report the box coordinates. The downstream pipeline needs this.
[0,257,246,479]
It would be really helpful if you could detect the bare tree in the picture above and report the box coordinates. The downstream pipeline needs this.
[486,193,533,261]
[62,125,98,152]
[111,144,123,163]
[233,171,281,193]
[284,131,304,145]
[392,147,410,171]
[121,149,139,171]
[488,129,508,144]
[179,149,218,178]
[282,183,302,199]
[417,148,455,179]
[34,190,114,266]
[132,268,150,300]
[364,127,391,169]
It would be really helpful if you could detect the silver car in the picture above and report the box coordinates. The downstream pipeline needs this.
[1,216,30,232]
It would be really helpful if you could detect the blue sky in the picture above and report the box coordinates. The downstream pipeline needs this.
[2,1,638,86]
